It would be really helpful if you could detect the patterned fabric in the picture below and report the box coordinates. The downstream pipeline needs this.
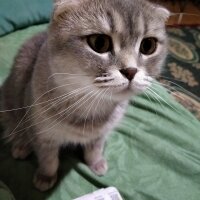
[160,27,200,120]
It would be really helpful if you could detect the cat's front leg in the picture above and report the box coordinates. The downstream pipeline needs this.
[84,137,108,176]
[33,141,59,191]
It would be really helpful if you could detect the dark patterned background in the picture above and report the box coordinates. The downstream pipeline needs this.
[160,27,200,119]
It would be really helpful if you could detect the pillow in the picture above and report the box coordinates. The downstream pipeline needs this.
[0,0,52,36]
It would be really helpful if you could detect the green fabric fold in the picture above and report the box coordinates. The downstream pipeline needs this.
[0,0,52,36]
[0,181,15,200]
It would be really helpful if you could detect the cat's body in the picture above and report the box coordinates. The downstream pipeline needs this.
[1,0,169,191]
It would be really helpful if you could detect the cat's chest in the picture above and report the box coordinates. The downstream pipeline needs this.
[34,100,126,145]
[39,119,105,145]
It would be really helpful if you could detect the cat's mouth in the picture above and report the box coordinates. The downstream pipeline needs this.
[94,76,115,84]
[94,79,128,90]
[94,74,152,98]
[94,80,145,93]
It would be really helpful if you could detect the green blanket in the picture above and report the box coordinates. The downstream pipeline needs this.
[1,1,200,200]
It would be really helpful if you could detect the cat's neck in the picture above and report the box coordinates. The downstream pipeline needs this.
[46,85,120,127]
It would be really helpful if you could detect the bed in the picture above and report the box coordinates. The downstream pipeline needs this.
[0,1,200,200]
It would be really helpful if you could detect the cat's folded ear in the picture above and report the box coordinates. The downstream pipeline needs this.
[53,0,84,20]
[153,5,170,21]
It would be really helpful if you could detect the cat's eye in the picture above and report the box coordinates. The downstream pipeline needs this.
[140,37,158,55]
[87,34,112,54]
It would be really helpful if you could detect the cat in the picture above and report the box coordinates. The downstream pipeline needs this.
[1,0,169,191]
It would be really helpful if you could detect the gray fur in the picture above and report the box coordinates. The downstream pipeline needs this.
[1,0,169,191]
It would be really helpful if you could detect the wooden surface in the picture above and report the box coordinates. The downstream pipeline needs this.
[150,0,200,25]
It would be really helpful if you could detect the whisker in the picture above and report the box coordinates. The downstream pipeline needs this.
[157,75,185,83]
[18,89,96,146]
[6,81,83,140]
[3,85,93,139]
[146,88,165,111]
[109,89,113,103]
[147,88,197,122]
[85,88,110,135]
[21,85,93,127]
[152,78,200,102]
[47,72,89,80]
[147,87,181,114]
[143,90,159,117]
[81,89,104,135]
[146,79,200,116]
[162,80,200,101]
[0,82,79,113]
[91,88,109,134]
[34,89,97,137]
[152,82,187,102]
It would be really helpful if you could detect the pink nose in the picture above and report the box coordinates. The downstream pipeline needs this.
[120,68,138,81]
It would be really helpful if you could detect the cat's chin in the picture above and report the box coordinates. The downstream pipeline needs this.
[108,86,147,102]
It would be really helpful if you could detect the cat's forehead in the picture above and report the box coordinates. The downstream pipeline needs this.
[53,0,167,41]
[106,0,165,33]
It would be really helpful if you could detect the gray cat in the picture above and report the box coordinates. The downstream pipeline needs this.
[1,0,169,191]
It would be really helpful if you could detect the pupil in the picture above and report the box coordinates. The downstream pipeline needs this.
[144,39,152,52]
[95,36,105,50]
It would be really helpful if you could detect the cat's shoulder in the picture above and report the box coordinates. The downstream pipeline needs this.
[3,31,48,91]
[17,31,48,61]
[10,31,47,73]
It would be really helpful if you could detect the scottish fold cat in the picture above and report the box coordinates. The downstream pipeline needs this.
[1,0,169,191]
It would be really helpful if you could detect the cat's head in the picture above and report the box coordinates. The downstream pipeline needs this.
[48,0,169,101]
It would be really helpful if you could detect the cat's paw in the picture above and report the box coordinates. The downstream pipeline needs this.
[89,158,108,176]
[33,171,57,192]
[12,145,31,159]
